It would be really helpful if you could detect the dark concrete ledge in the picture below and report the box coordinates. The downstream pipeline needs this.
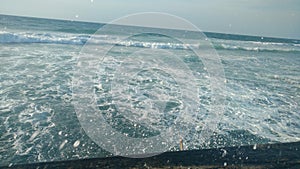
[2,141,300,169]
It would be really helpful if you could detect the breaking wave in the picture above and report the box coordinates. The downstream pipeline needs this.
[214,44,300,53]
[1,31,299,52]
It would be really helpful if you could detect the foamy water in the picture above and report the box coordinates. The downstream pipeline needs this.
[0,14,299,165]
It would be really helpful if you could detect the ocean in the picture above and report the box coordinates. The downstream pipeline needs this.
[0,14,299,165]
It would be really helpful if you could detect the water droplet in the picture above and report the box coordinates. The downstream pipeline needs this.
[95,84,103,90]
[221,149,227,157]
[195,125,201,131]
[59,140,68,150]
[29,131,39,141]
[253,144,257,150]
[73,140,80,148]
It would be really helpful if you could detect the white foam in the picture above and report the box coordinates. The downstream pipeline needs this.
[2,31,298,53]
[0,31,200,50]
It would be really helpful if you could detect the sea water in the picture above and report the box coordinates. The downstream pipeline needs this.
[0,14,299,165]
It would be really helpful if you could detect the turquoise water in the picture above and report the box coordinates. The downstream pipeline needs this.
[0,14,299,165]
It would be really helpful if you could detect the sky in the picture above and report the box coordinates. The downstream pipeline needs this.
[1,0,300,39]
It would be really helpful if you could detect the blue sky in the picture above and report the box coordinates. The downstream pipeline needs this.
[1,0,300,39]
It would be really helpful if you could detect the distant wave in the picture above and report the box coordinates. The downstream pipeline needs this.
[293,43,300,47]
[0,31,90,45]
[214,43,300,53]
[1,31,299,52]
[0,31,199,50]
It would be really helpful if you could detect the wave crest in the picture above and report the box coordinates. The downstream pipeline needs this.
[0,31,89,45]
[1,31,299,53]
[214,43,300,53]
[0,31,199,50]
